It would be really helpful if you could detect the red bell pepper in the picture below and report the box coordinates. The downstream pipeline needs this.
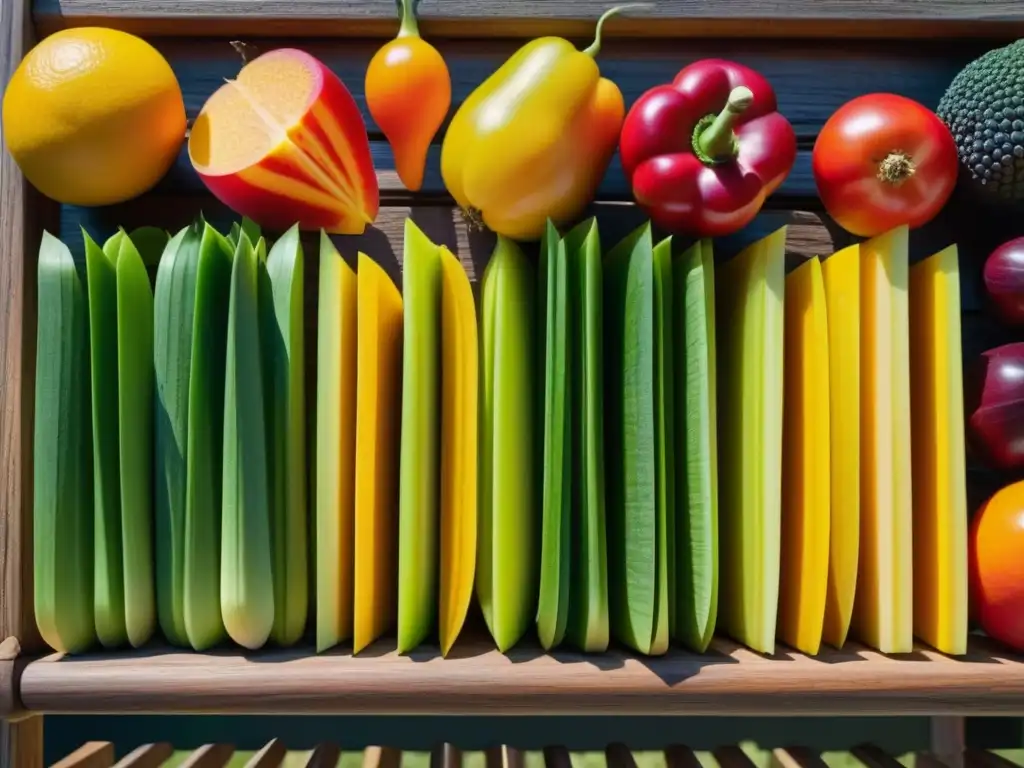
[620,59,797,237]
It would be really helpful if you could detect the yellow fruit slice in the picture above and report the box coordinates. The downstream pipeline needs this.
[353,253,403,654]
[438,246,478,657]
[910,245,968,656]
[315,233,357,652]
[854,226,913,654]
[2,28,185,206]
[779,257,830,655]
[821,244,860,650]
[717,228,786,654]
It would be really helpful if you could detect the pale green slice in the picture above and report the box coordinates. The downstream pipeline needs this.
[673,240,718,652]
[221,233,274,650]
[564,217,608,653]
[397,219,443,653]
[34,231,94,654]
[261,224,308,647]
[479,235,537,653]
[604,223,657,655]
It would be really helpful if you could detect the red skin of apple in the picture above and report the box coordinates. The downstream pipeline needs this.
[965,342,1024,470]
[192,49,379,235]
[984,237,1024,326]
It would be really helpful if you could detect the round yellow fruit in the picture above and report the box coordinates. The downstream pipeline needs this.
[2,27,186,206]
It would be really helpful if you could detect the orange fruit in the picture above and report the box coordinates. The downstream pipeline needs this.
[969,480,1024,651]
[2,28,186,206]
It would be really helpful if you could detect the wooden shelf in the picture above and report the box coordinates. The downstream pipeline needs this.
[17,636,1024,716]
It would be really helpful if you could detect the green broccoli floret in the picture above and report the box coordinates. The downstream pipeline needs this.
[937,39,1024,203]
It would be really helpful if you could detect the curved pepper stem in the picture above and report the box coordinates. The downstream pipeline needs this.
[583,3,654,57]
[696,86,755,163]
[397,0,421,38]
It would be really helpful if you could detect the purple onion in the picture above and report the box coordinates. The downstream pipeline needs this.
[967,343,1024,470]
[984,237,1024,325]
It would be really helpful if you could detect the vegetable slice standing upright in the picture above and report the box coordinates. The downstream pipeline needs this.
[439,245,478,656]
[34,231,94,654]
[779,256,831,656]
[822,244,860,649]
[537,220,571,651]
[604,223,669,656]
[261,225,308,647]
[716,227,786,654]
[398,219,442,653]
[855,226,913,654]
[478,236,537,652]
[154,221,233,650]
[316,233,357,652]
[673,239,718,653]
[221,234,274,650]
[354,253,403,654]
[565,217,608,653]
[910,245,967,656]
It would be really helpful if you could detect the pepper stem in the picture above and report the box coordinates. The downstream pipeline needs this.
[877,151,916,185]
[396,0,421,38]
[583,3,653,57]
[696,86,754,162]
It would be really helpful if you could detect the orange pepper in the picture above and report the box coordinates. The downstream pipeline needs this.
[365,0,451,192]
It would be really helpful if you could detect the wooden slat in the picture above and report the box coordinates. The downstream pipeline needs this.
[177,744,235,768]
[713,747,758,768]
[365,747,403,768]
[50,742,114,768]
[112,743,174,768]
[664,746,700,768]
[243,739,287,768]
[303,742,341,768]
[0,717,41,768]
[931,717,966,768]
[31,0,1024,39]
[434,744,463,768]
[964,750,1023,768]
[544,746,572,768]
[850,745,904,768]
[771,747,829,768]
[16,636,1024,715]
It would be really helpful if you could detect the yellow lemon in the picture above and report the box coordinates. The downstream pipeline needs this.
[2,27,186,206]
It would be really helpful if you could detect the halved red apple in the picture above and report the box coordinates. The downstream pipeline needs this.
[189,48,379,235]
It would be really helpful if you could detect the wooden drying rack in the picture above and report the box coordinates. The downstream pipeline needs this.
[5,1,1024,767]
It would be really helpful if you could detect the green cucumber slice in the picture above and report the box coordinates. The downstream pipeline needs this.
[398,218,443,653]
[537,219,571,651]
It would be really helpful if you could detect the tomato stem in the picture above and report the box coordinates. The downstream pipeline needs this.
[877,151,916,185]
[397,0,421,38]
[583,4,653,57]
[694,86,753,164]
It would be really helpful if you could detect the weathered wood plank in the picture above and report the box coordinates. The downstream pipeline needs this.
[32,0,1024,39]
[16,635,1024,715]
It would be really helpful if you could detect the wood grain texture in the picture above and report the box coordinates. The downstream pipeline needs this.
[51,742,115,768]
[111,743,174,768]
[0,716,42,768]
[31,0,1024,38]
[17,636,1024,716]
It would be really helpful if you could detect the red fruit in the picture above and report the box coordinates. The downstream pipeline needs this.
[969,481,1024,651]
[189,48,379,234]
[984,237,1024,326]
[965,343,1024,470]
[812,93,958,238]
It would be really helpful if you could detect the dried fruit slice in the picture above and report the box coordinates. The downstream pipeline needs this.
[855,226,913,654]
[189,48,379,235]
[822,243,860,650]
[34,231,94,654]
[911,245,968,656]
[717,227,786,654]
[779,256,831,656]
[673,239,718,653]
[353,254,403,654]
[478,236,537,653]
[438,246,478,657]
[564,217,608,654]
[537,220,571,651]
[315,234,357,653]
[398,219,442,653]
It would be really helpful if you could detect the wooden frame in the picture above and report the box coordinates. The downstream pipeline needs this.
[1,0,1021,765]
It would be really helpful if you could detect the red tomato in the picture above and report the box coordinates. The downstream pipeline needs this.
[969,481,1024,651]
[812,93,958,238]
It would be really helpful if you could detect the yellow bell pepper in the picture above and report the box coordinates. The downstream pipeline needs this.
[441,6,639,241]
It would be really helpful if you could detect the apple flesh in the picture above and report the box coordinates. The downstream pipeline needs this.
[189,48,379,235]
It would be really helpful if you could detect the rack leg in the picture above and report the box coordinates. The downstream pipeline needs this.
[930,716,965,768]
[0,715,43,768]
